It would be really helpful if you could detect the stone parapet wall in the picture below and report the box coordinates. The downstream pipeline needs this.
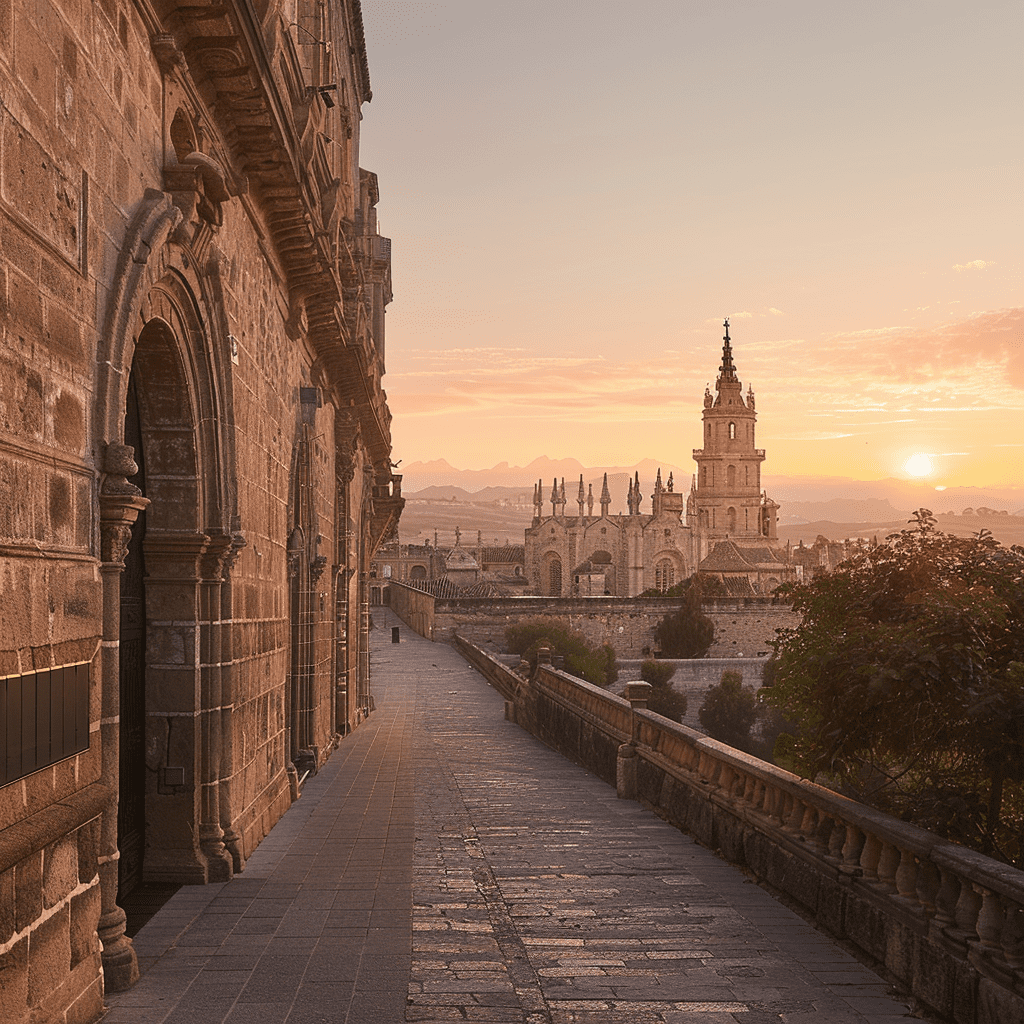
[459,637,1024,1024]
[702,599,801,658]
[389,583,795,660]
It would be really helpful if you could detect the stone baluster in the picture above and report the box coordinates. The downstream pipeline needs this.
[784,795,804,833]
[751,779,766,813]
[976,888,1003,949]
[954,879,983,939]
[877,842,900,892]
[741,774,757,805]
[798,805,818,841]
[841,824,865,874]
[860,833,882,881]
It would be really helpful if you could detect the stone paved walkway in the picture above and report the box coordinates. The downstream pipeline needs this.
[102,616,919,1023]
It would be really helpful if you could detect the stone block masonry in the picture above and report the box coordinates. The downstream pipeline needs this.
[389,581,798,660]
[0,3,401,1022]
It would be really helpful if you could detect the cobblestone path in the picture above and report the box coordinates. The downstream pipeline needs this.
[103,620,918,1024]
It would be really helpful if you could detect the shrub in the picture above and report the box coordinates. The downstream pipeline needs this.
[653,576,715,658]
[699,670,760,750]
[639,659,687,722]
[505,619,617,687]
[640,660,676,687]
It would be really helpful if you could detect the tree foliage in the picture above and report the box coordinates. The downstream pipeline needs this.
[699,670,760,750]
[640,660,688,722]
[765,511,1024,865]
[505,619,618,688]
[653,576,715,658]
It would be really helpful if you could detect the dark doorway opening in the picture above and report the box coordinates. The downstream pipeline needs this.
[117,372,147,902]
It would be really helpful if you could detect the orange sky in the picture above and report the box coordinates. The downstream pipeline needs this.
[359,1,1023,489]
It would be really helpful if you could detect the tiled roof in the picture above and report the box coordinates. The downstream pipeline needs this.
[699,540,756,572]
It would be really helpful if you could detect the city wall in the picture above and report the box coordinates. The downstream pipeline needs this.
[387,582,799,659]
[454,636,1024,1024]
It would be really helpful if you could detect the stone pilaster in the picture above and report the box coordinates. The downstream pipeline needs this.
[97,443,149,992]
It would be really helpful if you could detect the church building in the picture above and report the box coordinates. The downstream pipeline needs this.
[524,322,794,596]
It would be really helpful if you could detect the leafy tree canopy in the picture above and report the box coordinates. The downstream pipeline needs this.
[699,670,760,750]
[640,659,688,722]
[653,575,715,658]
[765,510,1024,865]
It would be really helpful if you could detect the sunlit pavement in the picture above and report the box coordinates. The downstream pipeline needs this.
[102,612,918,1023]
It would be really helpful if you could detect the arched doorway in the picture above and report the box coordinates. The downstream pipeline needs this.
[115,298,232,887]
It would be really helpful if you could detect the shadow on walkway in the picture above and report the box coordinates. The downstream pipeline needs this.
[103,615,916,1024]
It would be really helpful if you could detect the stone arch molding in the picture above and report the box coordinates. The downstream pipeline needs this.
[92,187,248,928]
[95,188,238,536]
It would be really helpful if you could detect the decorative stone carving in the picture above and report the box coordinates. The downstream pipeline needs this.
[151,33,188,76]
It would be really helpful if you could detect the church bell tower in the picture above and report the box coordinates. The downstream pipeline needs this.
[692,320,772,539]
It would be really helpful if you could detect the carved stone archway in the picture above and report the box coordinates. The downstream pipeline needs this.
[94,191,240,989]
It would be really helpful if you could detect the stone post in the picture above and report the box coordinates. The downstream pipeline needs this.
[97,443,148,991]
[617,681,651,801]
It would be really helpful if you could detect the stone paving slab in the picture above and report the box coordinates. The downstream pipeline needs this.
[104,616,920,1023]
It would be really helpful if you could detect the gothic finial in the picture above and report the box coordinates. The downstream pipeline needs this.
[719,318,737,383]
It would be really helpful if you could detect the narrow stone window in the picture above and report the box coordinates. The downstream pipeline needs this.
[655,559,675,592]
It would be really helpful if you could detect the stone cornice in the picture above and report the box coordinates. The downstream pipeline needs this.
[148,1,394,474]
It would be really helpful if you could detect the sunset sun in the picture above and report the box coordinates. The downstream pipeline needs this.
[905,454,934,478]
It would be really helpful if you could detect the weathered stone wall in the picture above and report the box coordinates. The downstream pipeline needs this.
[703,598,801,657]
[0,3,399,1021]
[389,583,795,661]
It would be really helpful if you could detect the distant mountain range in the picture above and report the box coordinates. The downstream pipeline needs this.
[398,457,1024,519]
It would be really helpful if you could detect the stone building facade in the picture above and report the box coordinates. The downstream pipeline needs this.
[369,531,527,604]
[0,3,401,1022]
[525,322,794,597]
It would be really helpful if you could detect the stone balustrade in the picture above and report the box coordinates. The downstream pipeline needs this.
[453,634,1024,1024]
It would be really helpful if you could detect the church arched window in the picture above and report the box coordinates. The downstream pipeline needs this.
[655,559,675,592]
[727,506,737,532]
[727,465,736,487]
[410,564,427,580]
[729,422,736,439]
[547,556,562,596]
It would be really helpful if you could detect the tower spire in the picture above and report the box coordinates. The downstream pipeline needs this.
[719,317,737,385]
[600,473,611,517]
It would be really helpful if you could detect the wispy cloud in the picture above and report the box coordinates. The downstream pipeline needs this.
[953,260,996,272]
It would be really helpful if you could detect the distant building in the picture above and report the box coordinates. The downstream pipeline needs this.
[524,323,796,596]
[370,529,528,603]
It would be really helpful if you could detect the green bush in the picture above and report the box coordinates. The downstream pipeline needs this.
[640,660,676,687]
[699,670,760,750]
[639,659,687,722]
[505,619,617,687]
[653,576,715,658]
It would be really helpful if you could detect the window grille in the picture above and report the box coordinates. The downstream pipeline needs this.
[1,663,90,785]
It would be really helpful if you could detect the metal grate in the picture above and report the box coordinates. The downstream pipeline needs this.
[1,662,90,785]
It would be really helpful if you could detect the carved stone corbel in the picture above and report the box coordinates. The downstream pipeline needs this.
[151,33,188,76]
[99,443,150,564]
